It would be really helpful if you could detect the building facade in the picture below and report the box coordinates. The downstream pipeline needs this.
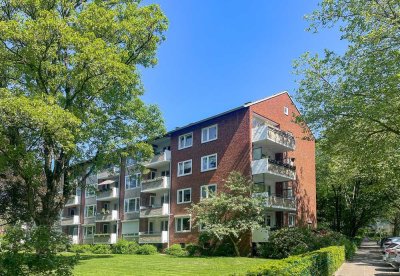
[60,92,316,250]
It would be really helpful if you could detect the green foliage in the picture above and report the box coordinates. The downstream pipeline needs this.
[111,239,139,254]
[186,243,202,257]
[247,246,345,276]
[91,244,112,254]
[136,244,158,255]
[188,171,265,256]
[69,244,93,254]
[164,244,187,257]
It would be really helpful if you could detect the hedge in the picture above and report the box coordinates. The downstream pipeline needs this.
[247,246,345,276]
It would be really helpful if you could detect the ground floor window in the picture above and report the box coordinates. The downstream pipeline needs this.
[288,214,296,227]
[175,217,191,232]
[84,226,94,237]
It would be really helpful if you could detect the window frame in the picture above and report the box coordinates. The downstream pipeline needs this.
[85,185,96,198]
[124,197,140,213]
[175,217,191,233]
[200,184,217,199]
[201,124,218,143]
[177,159,192,177]
[125,173,141,190]
[201,153,218,172]
[84,205,96,218]
[177,188,192,204]
[289,214,296,227]
[84,226,95,237]
[284,106,289,115]
[178,132,193,150]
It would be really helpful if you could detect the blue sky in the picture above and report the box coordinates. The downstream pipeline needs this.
[140,1,347,131]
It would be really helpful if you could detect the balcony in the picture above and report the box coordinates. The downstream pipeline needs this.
[124,212,140,221]
[141,177,170,193]
[97,187,119,201]
[139,231,168,244]
[68,235,79,244]
[65,195,81,207]
[252,125,295,152]
[96,210,119,222]
[61,215,80,226]
[144,150,171,169]
[252,227,270,243]
[83,236,94,244]
[122,233,139,242]
[254,193,296,211]
[83,216,95,225]
[140,203,169,218]
[97,166,120,179]
[251,158,296,181]
[93,233,117,244]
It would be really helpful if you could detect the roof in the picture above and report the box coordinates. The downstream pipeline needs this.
[168,91,289,134]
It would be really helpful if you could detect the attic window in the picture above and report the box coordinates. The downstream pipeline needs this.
[284,106,289,115]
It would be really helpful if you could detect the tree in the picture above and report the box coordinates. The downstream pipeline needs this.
[188,171,264,256]
[0,0,167,245]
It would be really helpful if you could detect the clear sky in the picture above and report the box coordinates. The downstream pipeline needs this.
[140,0,347,131]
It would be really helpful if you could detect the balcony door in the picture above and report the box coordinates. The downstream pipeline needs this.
[148,221,154,234]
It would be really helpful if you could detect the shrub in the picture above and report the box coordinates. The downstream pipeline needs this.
[69,244,92,253]
[247,246,345,276]
[164,244,187,257]
[213,240,236,256]
[112,240,139,254]
[91,244,112,254]
[136,244,157,255]
[186,243,201,256]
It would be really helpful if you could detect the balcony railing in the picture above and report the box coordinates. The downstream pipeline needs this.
[68,235,79,244]
[141,177,170,193]
[97,187,119,201]
[144,150,171,169]
[65,195,81,206]
[122,233,139,241]
[252,125,295,150]
[96,210,118,222]
[61,215,80,226]
[253,192,296,211]
[139,231,168,244]
[83,236,94,244]
[252,227,270,243]
[93,233,117,244]
[251,158,296,181]
[140,203,169,218]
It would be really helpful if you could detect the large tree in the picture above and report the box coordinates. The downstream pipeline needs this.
[0,0,168,229]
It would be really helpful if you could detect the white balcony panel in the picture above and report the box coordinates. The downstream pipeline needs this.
[141,177,170,193]
[140,203,169,218]
[251,158,296,181]
[144,150,171,169]
[93,233,117,244]
[252,125,295,152]
[96,210,119,222]
[61,215,80,226]
[97,187,119,201]
[139,231,168,244]
[65,195,81,207]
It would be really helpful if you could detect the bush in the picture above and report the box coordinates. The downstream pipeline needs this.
[136,244,157,255]
[69,244,92,253]
[186,243,201,256]
[91,244,111,254]
[112,240,139,254]
[164,244,187,257]
[247,246,345,276]
[213,240,236,256]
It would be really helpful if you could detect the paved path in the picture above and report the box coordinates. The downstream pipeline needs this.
[335,241,399,276]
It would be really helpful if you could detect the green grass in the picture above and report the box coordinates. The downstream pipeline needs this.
[72,254,268,276]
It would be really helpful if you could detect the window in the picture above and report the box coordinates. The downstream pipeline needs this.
[103,224,109,233]
[85,185,96,198]
[178,132,193,149]
[84,226,94,237]
[201,124,218,143]
[177,188,191,204]
[175,217,191,232]
[265,214,272,227]
[289,214,296,227]
[124,198,140,213]
[284,106,289,115]
[201,154,217,172]
[149,195,156,206]
[199,222,207,231]
[201,184,217,199]
[160,220,168,231]
[161,170,170,177]
[84,205,96,217]
[125,173,140,190]
[178,160,192,176]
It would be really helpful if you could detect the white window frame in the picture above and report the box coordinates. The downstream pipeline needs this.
[85,185,96,198]
[200,184,217,199]
[84,226,95,237]
[84,205,96,218]
[201,153,217,172]
[177,159,192,177]
[201,124,218,143]
[178,132,193,150]
[125,173,141,190]
[124,197,140,213]
[284,106,289,115]
[175,217,191,233]
[177,188,192,204]
[289,214,296,227]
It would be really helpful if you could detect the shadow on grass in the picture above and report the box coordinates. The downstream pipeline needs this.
[78,254,115,261]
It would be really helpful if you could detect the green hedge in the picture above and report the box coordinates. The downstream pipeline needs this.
[247,246,345,276]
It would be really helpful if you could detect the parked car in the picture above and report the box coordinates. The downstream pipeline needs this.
[380,237,400,248]
[383,243,400,262]
[388,247,400,272]
[382,237,400,252]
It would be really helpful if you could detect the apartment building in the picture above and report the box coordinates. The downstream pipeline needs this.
[60,91,316,250]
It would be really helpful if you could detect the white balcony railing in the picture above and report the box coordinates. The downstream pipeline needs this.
[253,193,296,211]
[96,210,119,222]
[140,203,169,217]
[144,150,171,169]
[61,215,80,226]
[69,235,79,244]
[252,125,295,150]
[251,158,296,181]
[139,231,168,244]
[97,187,119,201]
[122,233,139,241]
[93,233,117,244]
[141,177,170,193]
[65,195,81,206]
[252,228,270,243]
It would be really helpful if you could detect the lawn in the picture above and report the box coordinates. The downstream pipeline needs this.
[72,254,268,276]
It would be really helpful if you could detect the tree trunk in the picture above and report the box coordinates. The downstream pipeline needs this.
[228,235,241,257]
